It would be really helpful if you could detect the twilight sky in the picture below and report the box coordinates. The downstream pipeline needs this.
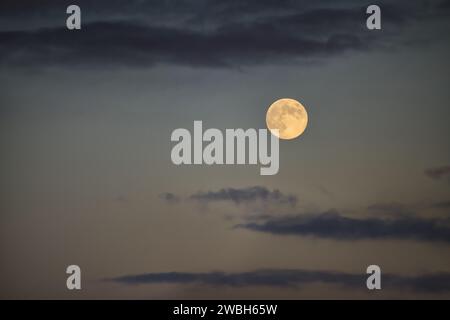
[1,0,450,299]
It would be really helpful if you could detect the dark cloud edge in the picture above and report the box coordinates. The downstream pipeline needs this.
[1,0,445,69]
[235,210,450,243]
[160,186,298,206]
[108,269,450,293]
[189,186,297,206]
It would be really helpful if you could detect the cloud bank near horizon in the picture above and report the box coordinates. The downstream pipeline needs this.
[110,269,450,293]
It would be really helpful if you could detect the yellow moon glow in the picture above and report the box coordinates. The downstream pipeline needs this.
[266,98,308,140]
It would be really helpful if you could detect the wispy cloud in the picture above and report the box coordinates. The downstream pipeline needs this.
[109,269,450,293]
[159,192,181,204]
[190,186,297,206]
[160,186,298,207]
[425,165,450,181]
[236,210,450,243]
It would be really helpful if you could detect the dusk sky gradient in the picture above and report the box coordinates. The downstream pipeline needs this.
[1,0,450,299]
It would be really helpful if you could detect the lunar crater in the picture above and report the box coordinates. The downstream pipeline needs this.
[266,98,308,140]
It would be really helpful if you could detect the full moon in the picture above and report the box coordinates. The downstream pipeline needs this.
[266,98,308,140]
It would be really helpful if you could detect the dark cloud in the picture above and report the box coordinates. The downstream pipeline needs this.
[425,165,450,181]
[159,192,181,204]
[190,186,297,206]
[236,210,450,243]
[0,0,447,68]
[0,20,368,68]
[439,0,450,10]
[109,269,450,293]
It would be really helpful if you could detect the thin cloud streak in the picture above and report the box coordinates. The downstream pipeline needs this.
[236,210,450,243]
[425,165,450,181]
[190,186,297,206]
[110,269,450,293]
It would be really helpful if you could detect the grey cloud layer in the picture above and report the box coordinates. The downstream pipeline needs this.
[0,20,367,68]
[236,211,450,243]
[110,269,450,293]
[1,0,447,68]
